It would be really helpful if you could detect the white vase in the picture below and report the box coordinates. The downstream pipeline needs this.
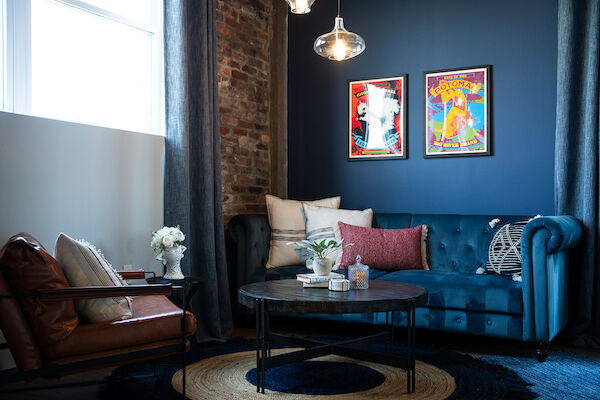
[161,245,186,280]
[313,258,333,276]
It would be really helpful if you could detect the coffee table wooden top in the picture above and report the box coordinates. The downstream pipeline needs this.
[238,280,427,314]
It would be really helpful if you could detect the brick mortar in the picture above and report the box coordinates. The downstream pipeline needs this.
[217,0,272,224]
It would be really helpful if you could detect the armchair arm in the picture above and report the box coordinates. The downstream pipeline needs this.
[1,284,172,301]
[520,215,582,342]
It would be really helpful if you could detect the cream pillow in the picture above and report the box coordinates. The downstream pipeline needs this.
[55,233,132,323]
[266,194,341,268]
[301,204,374,269]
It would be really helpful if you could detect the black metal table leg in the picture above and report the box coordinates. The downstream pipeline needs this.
[411,302,416,393]
[385,312,390,352]
[390,311,395,353]
[266,309,271,358]
[255,298,261,393]
[260,299,266,394]
[406,305,411,394]
[181,285,187,399]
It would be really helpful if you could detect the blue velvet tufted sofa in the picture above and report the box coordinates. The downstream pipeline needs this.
[226,212,581,359]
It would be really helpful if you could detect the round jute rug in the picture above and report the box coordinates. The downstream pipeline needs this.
[171,348,456,399]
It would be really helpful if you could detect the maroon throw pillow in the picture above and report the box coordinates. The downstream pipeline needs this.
[338,222,428,270]
[0,233,78,346]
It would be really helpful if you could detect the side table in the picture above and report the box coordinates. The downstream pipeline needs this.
[147,276,202,399]
[147,276,203,310]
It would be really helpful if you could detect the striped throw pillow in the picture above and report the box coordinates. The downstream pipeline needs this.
[302,204,373,269]
[265,195,341,268]
[484,218,536,280]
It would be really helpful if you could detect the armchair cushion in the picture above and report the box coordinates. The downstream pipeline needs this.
[55,233,132,323]
[0,233,78,346]
[43,295,196,361]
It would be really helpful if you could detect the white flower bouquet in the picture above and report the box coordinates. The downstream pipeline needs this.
[151,226,186,266]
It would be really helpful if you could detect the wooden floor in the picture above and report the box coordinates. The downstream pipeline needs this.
[1,318,599,399]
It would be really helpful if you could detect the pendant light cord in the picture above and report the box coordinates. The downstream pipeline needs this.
[337,0,340,17]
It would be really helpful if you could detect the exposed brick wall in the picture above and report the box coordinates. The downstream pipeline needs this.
[217,0,272,224]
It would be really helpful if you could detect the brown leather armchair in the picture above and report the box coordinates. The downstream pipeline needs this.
[0,238,197,397]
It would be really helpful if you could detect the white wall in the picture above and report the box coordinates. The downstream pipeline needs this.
[0,111,165,368]
[0,111,165,271]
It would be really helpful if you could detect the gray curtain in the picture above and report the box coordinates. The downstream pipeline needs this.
[164,0,233,340]
[555,0,600,347]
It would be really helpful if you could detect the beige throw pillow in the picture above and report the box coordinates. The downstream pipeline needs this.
[266,194,341,268]
[55,233,132,323]
[301,204,374,269]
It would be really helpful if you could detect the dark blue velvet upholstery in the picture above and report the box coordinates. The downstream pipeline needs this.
[266,265,310,281]
[380,270,523,315]
[375,213,524,273]
[290,308,524,341]
[226,212,582,343]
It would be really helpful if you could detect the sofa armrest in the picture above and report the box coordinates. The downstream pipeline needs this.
[225,214,270,302]
[522,215,582,254]
[520,215,582,342]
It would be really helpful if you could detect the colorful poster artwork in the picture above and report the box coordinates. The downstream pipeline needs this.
[349,76,406,160]
[424,66,491,157]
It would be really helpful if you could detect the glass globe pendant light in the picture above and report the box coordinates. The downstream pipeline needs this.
[285,0,315,14]
[313,0,365,61]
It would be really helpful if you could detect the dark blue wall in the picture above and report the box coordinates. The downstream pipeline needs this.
[288,0,557,215]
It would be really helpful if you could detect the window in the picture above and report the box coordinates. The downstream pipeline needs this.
[1,0,164,134]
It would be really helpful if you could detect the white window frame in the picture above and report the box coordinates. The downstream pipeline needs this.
[1,0,165,135]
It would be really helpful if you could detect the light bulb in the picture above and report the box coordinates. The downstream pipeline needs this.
[333,39,347,61]
[314,17,365,61]
[286,0,315,14]
[295,0,308,13]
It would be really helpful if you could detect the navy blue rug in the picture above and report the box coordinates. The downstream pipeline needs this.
[98,337,547,399]
[245,360,387,395]
[480,351,600,400]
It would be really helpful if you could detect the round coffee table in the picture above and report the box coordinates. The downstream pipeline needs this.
[239,280,427,394]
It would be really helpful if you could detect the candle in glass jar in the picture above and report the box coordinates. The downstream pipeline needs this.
[349,255,369,289]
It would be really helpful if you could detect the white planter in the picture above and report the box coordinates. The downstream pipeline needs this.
[313,258,333,276]
[160,245,186,280]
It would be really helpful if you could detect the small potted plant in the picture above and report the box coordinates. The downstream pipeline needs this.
[151,226,186,280]
[287,239,352,276]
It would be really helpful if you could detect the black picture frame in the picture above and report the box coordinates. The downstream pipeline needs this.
[422,65,492,158]
[348,74,408,161]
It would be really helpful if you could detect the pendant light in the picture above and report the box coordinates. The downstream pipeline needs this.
[285,0,315,14]
[313,0,365,61]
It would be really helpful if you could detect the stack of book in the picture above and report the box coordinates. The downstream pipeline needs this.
[296,272,345,288]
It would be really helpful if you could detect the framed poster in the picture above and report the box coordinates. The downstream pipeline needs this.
[423,65,491,158]
[349,75,407,160]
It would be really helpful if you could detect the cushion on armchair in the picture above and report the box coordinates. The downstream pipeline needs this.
[55,233,133,323]
[0,233,79,346]
[43,295,196,362]
[0,267,43,371]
